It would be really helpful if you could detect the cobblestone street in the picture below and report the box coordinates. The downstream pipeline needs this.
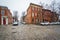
[0,24,60,40]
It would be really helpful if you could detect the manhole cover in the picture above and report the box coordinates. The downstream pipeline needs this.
[12,32,17,33]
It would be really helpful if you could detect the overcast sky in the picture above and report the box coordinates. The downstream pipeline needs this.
[0,0,59,20]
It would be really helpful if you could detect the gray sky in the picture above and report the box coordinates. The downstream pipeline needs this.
[0,0,59,20]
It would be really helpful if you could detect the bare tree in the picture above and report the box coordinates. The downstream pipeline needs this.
[39,2,49,9]
[20,11,25,23]
[44,4,49,9]
[39,2,44,6]
[57,3,60,15]
[22,11,25,17]
[13,11,18,22]
[50,0,56,12]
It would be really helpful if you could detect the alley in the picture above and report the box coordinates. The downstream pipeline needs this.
[0,24,60,40]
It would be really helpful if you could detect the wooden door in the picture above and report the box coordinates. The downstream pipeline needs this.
[3,18,6,25]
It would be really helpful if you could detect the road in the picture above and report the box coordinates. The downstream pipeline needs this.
[0,24,60,40]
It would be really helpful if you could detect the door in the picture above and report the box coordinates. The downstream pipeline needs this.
[3,18,6,25]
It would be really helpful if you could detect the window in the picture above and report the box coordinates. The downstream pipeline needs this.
[35,13,37,16]
[32,7,34,11]
[1,10,5,16]
[38,8,39,11]
[2,7,5,9]
[35,7,37,12]
[36,19,38,22]
[32,13,34,17]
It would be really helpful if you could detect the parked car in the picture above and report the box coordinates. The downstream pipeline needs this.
[40,22,49,25]
[13,21,18,26]
[50,22,60,25]
[21,22,26,24]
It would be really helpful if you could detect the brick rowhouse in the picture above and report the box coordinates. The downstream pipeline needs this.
[24,3,58,24]
[0,6,13,25]
[24,3,43,24]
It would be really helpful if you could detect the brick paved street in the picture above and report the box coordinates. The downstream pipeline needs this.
[0,24,60,40]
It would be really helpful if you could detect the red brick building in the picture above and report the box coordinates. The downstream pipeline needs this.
[42,9,52,22]
[42,9,58,22]
[24,3,43,24]
[51,12,58,22]
[0,6,13,25]
[24,3,58,24]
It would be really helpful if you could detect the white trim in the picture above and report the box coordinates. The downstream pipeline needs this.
[1,17,3,25]
[6,18,8,25]
[1,16,8,25]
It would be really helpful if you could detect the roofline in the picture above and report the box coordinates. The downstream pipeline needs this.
[30,3,43,7]
[0,6,8,9]
[42,9,51,12]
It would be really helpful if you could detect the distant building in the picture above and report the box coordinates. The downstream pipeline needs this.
[0,6,13,25]
[23,3,59,24]
[51,12,58,22]
[42,9,58,22]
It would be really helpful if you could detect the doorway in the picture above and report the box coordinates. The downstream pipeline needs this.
[1,16,8,25]
[3,17,6,25]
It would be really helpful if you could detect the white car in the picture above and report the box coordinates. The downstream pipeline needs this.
[13,22,18,26]
[22,22,26,24]
[40,22,49,25]
[50,22,60,25]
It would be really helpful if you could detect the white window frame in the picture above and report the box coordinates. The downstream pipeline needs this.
[1,10,5,16]
[32,12,34,17]
[32,7,34,11]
